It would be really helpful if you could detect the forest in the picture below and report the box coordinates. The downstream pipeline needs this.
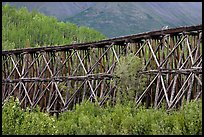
[2,4,202,135]
[2,4,106,50]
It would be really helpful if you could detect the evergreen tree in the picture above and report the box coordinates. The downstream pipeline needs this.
[2,4,106,50]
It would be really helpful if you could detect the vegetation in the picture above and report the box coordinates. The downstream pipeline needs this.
[2,97,202,135]
[2,52,202,135]
[2,4,106,50]
[2,4,202,136]
[114,53,147,104]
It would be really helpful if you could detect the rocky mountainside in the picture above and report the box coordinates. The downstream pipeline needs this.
[67,2,202,37]
[2,2,95,20]
[3,2,202,38]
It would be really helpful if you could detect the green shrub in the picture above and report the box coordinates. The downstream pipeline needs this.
[174,100,202,135]
[114,53,147,104]
[2,97,57,135]
[2,97,23,135]
[150,109,175,135]
[2,97,202,135]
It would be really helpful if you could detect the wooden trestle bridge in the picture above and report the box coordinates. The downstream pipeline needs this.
[2,24,202,113]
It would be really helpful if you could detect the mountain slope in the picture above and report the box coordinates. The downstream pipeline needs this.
[2,2,95,20]
[2,4,106,50]
[67,2,202,37]
[3,2,202,38]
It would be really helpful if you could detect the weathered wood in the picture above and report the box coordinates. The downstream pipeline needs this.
[139,68,202,75]
[2,25,201,55]
[2,25,202,113]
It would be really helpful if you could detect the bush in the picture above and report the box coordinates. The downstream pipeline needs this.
[173,100,202,135]
[2,97,23,135]
[114,53,147,104]
[2,97,58,135]
[2,97,202,135]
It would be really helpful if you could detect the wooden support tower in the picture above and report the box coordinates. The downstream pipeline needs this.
[2,24,202,113]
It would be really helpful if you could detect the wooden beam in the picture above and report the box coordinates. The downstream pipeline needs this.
[2,25,202,55]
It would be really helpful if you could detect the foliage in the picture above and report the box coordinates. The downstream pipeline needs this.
[2,97,58,135]
[2,97,202,135]
[2,40,16,51]
[1,3,202,136]
[114,53,147,104]
[2,4,106,50]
